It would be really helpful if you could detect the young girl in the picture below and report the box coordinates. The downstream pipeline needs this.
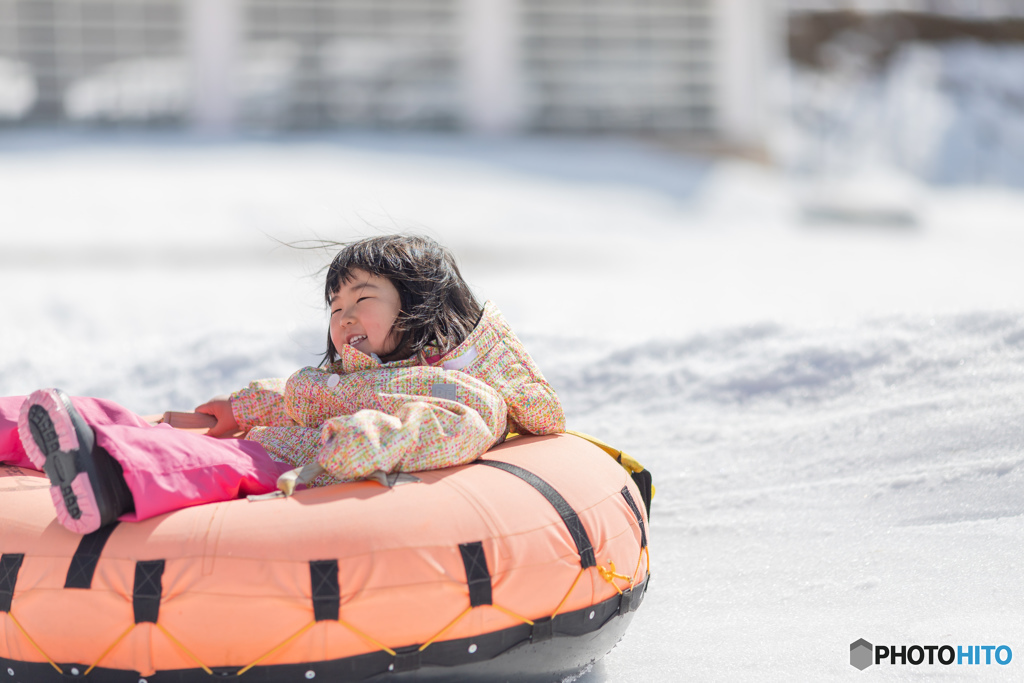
[4,234,565,535]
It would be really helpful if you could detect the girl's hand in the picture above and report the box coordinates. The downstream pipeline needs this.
[195,395,242,438]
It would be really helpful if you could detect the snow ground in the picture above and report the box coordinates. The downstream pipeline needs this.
[1,132,1023,681]
[783,40,1024,188]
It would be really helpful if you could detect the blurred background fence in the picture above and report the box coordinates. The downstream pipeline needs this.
[3,0,1024,186]
[0,0,774,152]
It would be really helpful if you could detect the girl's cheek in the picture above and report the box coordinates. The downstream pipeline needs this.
[384,329,401,355]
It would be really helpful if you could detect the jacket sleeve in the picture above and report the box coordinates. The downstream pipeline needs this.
[245,425,338,488]
[315,369,510,481]
[271,363,509,482]
[316,394,506,481]
[230,378,298,429]
[452,301,565,436]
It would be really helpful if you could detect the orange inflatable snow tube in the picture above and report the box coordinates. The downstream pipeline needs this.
[0,433,650,682]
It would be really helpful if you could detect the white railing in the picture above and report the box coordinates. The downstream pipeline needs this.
[0,0,777,149]
[0,0,186,123]
[519,0,717,133]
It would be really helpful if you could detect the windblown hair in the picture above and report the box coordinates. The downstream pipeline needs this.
[321,235,483,365]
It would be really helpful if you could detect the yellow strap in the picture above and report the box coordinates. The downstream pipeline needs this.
[597,561,631,596]
[7,612,63,674]
[631,546,651,587]
[491,604,534,626]
[514,429,649,481]
[85,624,135,675]
[337,618,397,656]
[418,606,472,652]
[550,568,586,619]
[565,430,654,499]
[237,621,316,676]
[566,430,645,474]
[155,623,213,675]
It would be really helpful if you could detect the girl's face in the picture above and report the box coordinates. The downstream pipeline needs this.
[329,269,402,358]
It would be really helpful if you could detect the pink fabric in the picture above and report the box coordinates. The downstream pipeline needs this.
[0,395,293,522]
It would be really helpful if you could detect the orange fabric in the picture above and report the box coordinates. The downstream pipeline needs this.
[0,434,647,674]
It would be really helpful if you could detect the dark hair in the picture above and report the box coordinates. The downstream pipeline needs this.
[321,235,483,365]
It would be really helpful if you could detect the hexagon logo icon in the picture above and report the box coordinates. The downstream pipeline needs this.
[850,639,873,670]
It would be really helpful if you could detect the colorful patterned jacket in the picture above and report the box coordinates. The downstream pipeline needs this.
[230,301,565,483]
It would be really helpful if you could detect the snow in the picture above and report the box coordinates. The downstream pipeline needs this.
[2,130,1024,681]
[783,40,1024,187]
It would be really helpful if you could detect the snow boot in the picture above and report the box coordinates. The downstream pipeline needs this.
[18,388,134,534]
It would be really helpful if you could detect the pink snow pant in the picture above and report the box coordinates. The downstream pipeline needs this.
[0,395,294,522]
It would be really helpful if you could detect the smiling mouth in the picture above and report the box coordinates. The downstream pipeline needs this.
[348,334,367,346]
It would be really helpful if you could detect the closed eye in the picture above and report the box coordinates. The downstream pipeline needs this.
[331,297,371,316]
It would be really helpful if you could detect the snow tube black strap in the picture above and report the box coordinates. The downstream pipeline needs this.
[630,469,653,518]
[0,553,24,612]
[133,559,165,624]
[619,486,647,549]
[310,559,341,621]
[65,522,119,589]
[477,460,596,569]
[459,541,493,607]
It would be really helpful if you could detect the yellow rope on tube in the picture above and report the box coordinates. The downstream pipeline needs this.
[6,612,63,674]
[418,606,472,652]
[549,568,586,619]
[490,603,534,626]
[337,618,397,656]
[64,548,647,678]
[236,621,316,676]
[597,561,632,596]
[84,624,135,676]
[155,623,213,675]
[631,546,651,587]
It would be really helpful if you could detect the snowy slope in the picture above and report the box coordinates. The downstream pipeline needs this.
[1,133,1023,681]
[783,40,1024,187]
